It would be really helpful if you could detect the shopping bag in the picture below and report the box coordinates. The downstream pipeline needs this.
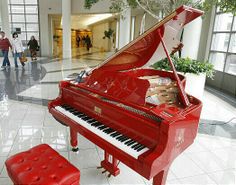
[19,52,28,63]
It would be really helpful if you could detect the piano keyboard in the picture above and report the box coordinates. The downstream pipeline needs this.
[55,105,149,159]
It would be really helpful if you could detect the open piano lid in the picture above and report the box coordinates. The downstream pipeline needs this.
[95,6,203,72]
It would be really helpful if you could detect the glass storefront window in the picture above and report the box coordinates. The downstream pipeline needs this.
[12,14,25,22]
[8,0,40,52]
[18,32,26,40]
[26,24,38,31]
[10,5,25,13]
[214,13,233,31]
[211,33,230,52]
[229,33,236,53]
[25,6,38,14]
[26,32,39,40]
[225,55,236,75]
[26,14,38,22]
[12,23,26,31]
[25,0,38,4]
[209,52,226,71]
[233,18,236,31]
[10,0,24,4]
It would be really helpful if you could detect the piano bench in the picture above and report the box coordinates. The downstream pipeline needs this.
[5,144,80,185]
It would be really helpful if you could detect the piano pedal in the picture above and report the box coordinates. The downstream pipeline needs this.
[102,170,107,174]
[72,147,79,152]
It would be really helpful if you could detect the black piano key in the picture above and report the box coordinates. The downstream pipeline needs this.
[131,143,140,149]
[133,144,143,150]
[126,140,136,146]
[77,113,85,117]
[82,116,92,121]
[116,135,125,140]
[124,139,133,145]
[110,132,119,137]
[114,134,122,139]
[136,145,146,152]
[98,125,108,130]
[104,128,114,134]
[111,132,120,137]
[119,137,129,142]
[118,136,129,142]
[87,119,97,124]
[102,128,111,133]
[91,122,102,127]
[67,108,75,111]
[73,112,81,116]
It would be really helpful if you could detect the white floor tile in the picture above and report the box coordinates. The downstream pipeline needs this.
[69,149,100,169]
[77,135,96,150]
[0,166,8,178]
[16,126,42,138]
[185,151,226,173]
[42,127,68,138]
[210,148,236,169]
[108,163,145,185]
[178,174,217,185]
[0,177,13,185]
[80,168,109,185]
[41,137,69,152]
[0,157,7,176]
[170,153,205,178]
[9,138,42,156]
[208,169,236,185]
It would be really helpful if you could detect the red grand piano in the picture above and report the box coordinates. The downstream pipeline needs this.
[48,6,203,185]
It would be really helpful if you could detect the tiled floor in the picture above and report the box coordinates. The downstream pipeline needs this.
[0,51,236,184]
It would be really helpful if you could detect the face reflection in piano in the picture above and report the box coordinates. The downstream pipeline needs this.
[49,6,203,185]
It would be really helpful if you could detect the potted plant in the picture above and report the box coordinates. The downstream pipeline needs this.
[152,56,214,100]
[103,28,115,51]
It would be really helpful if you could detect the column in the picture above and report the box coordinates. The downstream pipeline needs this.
[0,0,11,38]
[181,17,203,60]
[62,0,71,58]
[118,6,131,49]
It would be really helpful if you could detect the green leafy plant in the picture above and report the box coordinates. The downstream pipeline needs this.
[152,56,215,78]
[84,0,236,19]
[103,28,114,39]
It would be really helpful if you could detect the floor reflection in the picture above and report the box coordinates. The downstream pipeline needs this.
[0,62,46,102]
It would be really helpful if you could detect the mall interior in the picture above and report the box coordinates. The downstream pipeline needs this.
[0,0,236,185]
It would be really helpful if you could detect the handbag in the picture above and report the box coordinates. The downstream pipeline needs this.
[19,52,28,63]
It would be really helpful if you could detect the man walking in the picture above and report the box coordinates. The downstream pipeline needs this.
[0,31,12,68]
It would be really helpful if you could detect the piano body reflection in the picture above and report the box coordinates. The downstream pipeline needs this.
[48,6,203,185]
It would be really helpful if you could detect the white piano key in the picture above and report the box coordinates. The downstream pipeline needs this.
[55,105,149,159]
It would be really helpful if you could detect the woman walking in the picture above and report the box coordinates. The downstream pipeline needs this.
[27,36,39,60]
[12,32,25,68]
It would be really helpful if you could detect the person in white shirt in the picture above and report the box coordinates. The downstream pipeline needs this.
[12,32,25,68]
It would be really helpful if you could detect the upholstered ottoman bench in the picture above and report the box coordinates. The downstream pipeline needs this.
[5,144,80,185]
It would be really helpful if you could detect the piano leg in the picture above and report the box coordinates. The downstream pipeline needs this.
[70,128,79,152]
[100,151,120,177]
[152,167,169,185]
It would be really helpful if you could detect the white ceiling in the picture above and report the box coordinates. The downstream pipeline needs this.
[52,14,114,30]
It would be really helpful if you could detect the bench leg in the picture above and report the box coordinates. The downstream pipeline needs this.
[70,128,79,152]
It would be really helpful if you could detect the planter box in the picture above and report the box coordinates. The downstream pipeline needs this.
[180,73,206,101]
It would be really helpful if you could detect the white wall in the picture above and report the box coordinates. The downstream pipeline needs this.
[39,0,62,56]
[181,17,203,60]
[90,23,109,51]
[71,0,111,14]
[134,13,159,39]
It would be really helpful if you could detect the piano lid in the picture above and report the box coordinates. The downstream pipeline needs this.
[94,6,203,72]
